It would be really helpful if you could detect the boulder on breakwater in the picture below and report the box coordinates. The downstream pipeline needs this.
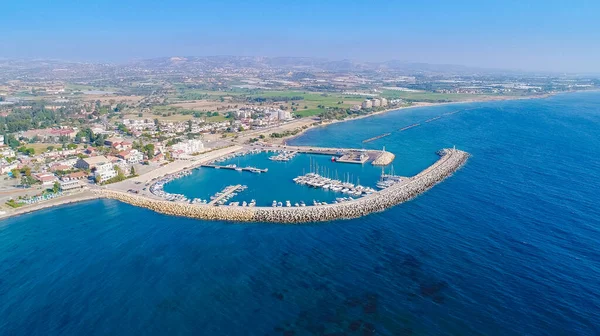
[372,151,395,166]
[98,149,469,224]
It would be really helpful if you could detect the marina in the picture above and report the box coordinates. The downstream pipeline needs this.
[98,148,469,223]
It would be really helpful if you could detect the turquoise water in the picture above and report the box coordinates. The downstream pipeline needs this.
[1,92,600,335]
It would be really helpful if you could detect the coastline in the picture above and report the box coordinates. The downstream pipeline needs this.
[0,92,558,222]
[0,190,100,221]
[274,93,556,145]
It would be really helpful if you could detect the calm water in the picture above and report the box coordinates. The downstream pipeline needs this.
[1,92,600,335]
[164,152,384,206]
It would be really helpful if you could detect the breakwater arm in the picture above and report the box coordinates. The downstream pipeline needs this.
[96,148,469,223]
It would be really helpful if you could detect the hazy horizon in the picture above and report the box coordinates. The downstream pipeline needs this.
[2,0,599,73]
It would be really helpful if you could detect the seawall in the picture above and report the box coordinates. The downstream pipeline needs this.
[96,148,469,223]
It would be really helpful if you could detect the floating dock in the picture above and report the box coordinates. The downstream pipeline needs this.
[201,164,268,173]
[208,185,242,205]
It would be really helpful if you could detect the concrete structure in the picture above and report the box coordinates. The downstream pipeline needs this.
[278,110,292,121]
[59,179,82,191]
[94,162,117,181]
[118,149,144,164]
[0,162,18,175]
[361,100,372,109]
[33,173,58,186]
[75,156,111,170]
[171,139,204,155]
[380,98,388,106]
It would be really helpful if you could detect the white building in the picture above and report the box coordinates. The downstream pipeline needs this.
[59,178,82,191]
[380,98,388,106]
[277,110,292,121]
[0,161,18,175]
[94,162,117,182]
[0,147,16,157]
[361,100,373,109]
[171,139,204,155]
[371,98,381,107]
[127,149,144,164]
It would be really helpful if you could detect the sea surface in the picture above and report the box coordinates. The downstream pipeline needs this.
[1,92,600,335]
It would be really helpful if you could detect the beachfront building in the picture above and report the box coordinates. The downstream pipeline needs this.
[361,100,373,109]
[117,149,144,165]
[59,178,82,191]
[380,98,388,106]
[372,98,381,107]
[93,162,117,182]
[171,139,204,155]
[33,173,58,186]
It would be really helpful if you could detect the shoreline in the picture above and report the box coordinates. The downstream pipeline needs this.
[0,190,100,221]
[273,92,557,145]
[0,92,560,223]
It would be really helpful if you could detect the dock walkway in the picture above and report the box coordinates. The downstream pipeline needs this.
[208,185,242,205]
[201,164,268,173]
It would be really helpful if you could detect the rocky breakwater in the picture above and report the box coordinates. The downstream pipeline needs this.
[97,148,468,223]
[372,150,395,166]
[96,190,256,221]
[252,148,469,223]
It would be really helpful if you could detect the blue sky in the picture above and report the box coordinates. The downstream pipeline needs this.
[1,0,599,72]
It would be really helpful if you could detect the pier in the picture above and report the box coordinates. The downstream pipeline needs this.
[208,185,243,205]
[201,164,268,173]
[98,148,469,223]
[336,152,370,164]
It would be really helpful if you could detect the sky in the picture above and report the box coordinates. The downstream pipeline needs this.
[1,0,599,72]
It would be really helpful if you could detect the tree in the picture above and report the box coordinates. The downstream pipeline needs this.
[21,175,36,187]
[130,166,136,176]
[143,144,155,159]
[52,181,60,193]
[46,145,55,152]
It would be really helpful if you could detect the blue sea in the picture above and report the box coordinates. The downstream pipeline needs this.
[1,92,600,335]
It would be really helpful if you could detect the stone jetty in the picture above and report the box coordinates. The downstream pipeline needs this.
[372,150,395,166]
[97,148,469,223]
